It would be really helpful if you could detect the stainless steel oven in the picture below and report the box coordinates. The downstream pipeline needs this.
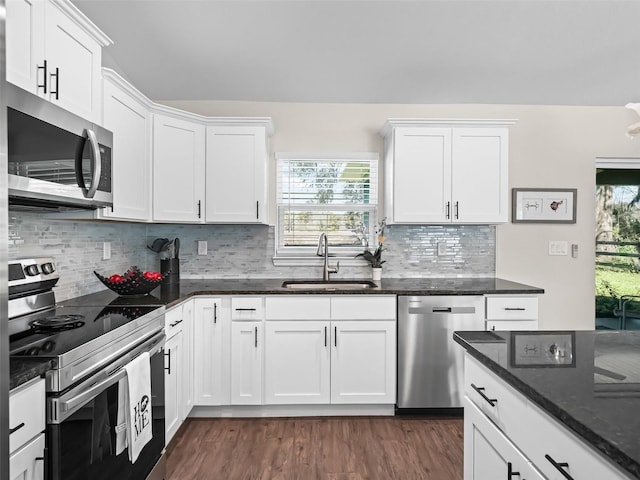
[6,82,113,210]
[8,258,166,480]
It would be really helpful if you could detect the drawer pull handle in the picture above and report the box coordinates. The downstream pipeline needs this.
[504,307,526,311]
[9,422,25,435]
[235,308,257,311]
[544,454,573,479]
[471,383,497,407]
[507,462,520,479]
[169,319,183,327]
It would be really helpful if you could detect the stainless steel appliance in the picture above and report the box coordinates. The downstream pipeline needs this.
[6,82,113,210]
[8,258,166,480]
[397,295,484,411]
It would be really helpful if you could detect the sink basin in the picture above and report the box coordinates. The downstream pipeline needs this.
[282,280,378,290]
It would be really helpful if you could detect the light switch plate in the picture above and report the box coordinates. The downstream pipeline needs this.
[549,240,568,256]
[197,240,207,256]
[103,241,111,260]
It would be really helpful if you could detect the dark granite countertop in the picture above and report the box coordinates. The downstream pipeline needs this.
[454,330,640,479]
[64,277,544,309]
[10,358,54,390]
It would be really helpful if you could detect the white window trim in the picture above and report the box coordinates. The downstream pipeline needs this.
[273,151,379,266]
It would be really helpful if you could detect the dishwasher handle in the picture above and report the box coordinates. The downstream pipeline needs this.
[408,306,476,315]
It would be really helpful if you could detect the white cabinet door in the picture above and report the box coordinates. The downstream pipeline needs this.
[152,114,205,222]
[264,321,330,404]
[101,75,152,221]
[9,434,44,480]
[205,126,268,224]
[181,300,194,419]
[230,321,263,405]
[452,128,508,224]
[193,298,225,406]
[164,331,182,445]
[464,397,544,480]
[6,0,45,94]
[43,1,103,123]
[392,127,451,223]
[331,320,396,404]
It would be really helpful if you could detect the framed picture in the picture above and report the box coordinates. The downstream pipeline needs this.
[512,188,577,223]
[509,332,576,368]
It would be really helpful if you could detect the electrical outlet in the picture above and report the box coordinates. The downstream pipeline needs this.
[197,240,207,256]
[103,241,111,260]
[437,242,447,256]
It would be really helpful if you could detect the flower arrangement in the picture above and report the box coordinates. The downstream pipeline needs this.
[356,218,387,268]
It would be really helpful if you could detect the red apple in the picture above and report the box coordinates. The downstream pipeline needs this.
[108,274,125,283]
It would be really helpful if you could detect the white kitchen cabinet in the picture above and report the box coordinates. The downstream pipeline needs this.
[193,297,226,405]
[485,295,539,331]
[381,120,514,225]
[331,320,396,404]
[230,321,263,405]
[181,299,194,419]
[9,378,45,480]
[6,0,111,123]
[205,124,272,224]
[264,321,331,404]
[152,113,205,222]
[464,397,544,480]
[100,69,152,221]
[9,434,45,480]
[164,330,182,444]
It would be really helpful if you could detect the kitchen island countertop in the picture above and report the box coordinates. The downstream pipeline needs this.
[454,329,640,479]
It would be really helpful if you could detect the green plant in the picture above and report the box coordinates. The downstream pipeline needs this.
[356,218,387,268]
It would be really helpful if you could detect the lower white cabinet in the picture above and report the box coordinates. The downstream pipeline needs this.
[264,321,331,404]
[464,397,544,480]
[230,321,263,405]
[9,378,45,480]
[331,320,396,404]
[193,297,225,405]
[9,434,45,480]
[164,329,183,444]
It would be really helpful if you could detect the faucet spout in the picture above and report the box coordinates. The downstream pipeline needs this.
[317,232,339,281]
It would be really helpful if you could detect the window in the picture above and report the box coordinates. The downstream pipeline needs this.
[276,152,379,259]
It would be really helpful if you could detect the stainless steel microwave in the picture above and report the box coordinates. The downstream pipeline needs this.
[6,83,113,210]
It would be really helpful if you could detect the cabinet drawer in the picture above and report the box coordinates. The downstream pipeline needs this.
[165,304,183,337]
[486,296,538,320]
[520,402,629,480]
[486,320,538,332]
[464,355,528,446]
[331,296,396,320]
[265,296,330,320]
[231,297,264,320]
[9,378,45,455]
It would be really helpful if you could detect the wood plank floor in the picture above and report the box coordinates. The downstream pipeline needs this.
[166,416,463,480]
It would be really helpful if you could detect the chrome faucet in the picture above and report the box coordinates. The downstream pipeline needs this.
[317,233,339,281]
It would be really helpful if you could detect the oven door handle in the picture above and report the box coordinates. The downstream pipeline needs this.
[51,331,165,423]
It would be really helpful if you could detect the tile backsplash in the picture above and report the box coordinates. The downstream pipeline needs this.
[9,212,495,301]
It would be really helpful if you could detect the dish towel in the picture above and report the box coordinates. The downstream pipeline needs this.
[115,351,153,463]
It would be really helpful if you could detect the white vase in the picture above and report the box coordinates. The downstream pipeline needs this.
[371,267,382,281]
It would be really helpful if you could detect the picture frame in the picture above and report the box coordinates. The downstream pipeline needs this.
[512,188,577,223]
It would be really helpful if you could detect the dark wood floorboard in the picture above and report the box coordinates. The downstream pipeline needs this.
[166,416,463,480]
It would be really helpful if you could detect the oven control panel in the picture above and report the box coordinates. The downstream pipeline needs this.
[9,257,59,289]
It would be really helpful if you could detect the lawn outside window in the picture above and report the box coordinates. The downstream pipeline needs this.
[275,152,379,264]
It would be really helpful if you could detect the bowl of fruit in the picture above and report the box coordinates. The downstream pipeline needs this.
[94,266,168,297]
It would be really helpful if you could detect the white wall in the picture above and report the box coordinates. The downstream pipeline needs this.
[161,100,640,329]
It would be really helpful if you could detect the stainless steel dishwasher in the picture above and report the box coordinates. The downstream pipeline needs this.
[397,295,484,410]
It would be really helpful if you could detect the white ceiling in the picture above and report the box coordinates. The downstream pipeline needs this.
[74,0,640,106]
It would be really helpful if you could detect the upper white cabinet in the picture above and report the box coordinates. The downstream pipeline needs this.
[205,124,272,224]
[152,113,206,222]
[100,69,152,221]
[381,119,515,225]
[6,0,112,123]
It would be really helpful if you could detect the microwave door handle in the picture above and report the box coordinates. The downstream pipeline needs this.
[86,129,101,198]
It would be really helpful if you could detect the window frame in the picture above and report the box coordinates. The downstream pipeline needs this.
[274,152,379,263]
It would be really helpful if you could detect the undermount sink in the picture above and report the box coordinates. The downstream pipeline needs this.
[282,280,378,290]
